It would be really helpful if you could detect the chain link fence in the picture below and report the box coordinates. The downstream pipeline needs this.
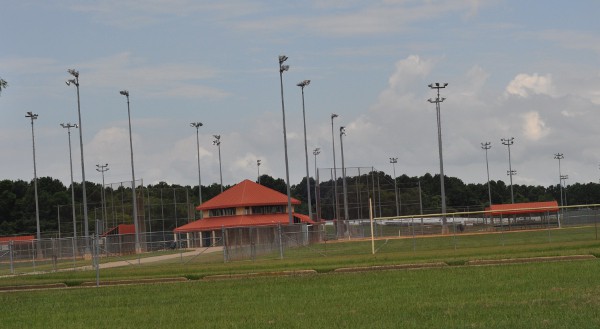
[2,205,599,276]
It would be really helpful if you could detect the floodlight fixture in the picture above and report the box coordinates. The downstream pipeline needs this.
[297,80,311,87]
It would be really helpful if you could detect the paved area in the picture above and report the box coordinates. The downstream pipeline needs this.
[78,246,223,271]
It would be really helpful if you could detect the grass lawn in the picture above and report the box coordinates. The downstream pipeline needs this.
[1,260,599,328]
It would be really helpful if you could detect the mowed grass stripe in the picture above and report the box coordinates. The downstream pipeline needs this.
[1,260,599,329]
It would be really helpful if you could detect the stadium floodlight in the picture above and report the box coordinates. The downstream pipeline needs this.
[554,153,565,220]
[212,135,223,193]
[390,157,399,217]
[501,137,515,204]
[119,89,140,253]
[339,126,349,236]
[481,142,492,207]
[297,79,313,220]
[257,159,261,184]
[428,82,448,233]
[26,112,41,242]
[66,68,90,251]
[278,55,293,225]
[96,163,109,233]
[313,148,321,220]
[331,113,340,236]
[190,122,204,209]
[60,123,79,240]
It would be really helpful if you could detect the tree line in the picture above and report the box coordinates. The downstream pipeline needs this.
[1,173,599,236]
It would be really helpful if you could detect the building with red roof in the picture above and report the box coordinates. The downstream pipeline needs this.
[485,201,560,228]
[174,179,318,247]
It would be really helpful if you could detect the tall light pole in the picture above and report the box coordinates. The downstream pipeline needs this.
[339,126,349,234]
[561,175,569,207]
[297,79,313,220]
[278,55,293,224]
[61,123,79,239]
[119,90,140,253]
[390,157,399,217]
[26,112,41,242]
[428,82,448,233]
[501,137,515,204]
[481,142,492,207]
[257,159,261,184]
[66,69,90,247]
[96,163,109,233]
[554,153,564,211]
[190,122,203,207]
[313,148,321,220]
[212,135,223,193]
[331,113,340,235]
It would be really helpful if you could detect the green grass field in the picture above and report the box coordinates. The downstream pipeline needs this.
[2,226,600,328]
[2,260,599,328]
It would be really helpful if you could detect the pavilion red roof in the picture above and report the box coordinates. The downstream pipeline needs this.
[101,224,136,237]
[485,201,559,216]
[173,213,315,233]
[197,179,300,210]
[0,235,35,244]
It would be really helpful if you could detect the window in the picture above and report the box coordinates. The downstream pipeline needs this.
[209,207,236,217]
[251,205,285,214]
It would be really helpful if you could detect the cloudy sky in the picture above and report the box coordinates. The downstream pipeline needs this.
[1,1,599,190]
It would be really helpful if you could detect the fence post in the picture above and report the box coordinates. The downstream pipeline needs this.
[278,223,284,260]
[222,226,228,263]
[72,237,76,270]
[31,240,36,272]
[9,240,14,275]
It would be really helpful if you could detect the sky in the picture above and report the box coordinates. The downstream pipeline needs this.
[1,0,600,190]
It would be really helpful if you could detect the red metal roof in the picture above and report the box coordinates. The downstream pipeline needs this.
[485,201,559,216]
[0,235,35,243]
[102,224,136,236]
[174,213,315,233]
[198,179,300,210]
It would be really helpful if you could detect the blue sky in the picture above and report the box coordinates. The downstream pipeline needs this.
[1,0,600,190]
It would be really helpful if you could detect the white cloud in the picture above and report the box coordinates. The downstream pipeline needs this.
[78,52,227,99]
[505,73,555,98]
[522,111,549,141]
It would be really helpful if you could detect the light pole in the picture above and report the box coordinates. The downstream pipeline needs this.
[297,79,313,221]
[61,123,79,239]
[481,142,492,207]
[428,82,448,233]
[561,175,569,207]
[119,90,140,253]
[501,137,515,204]
[554,153,564,211]
[313,148,321,220]
[66,69,90,247]
[331,113,340,235]
[26,112,41,242]
[278,55,293,224]
[390,157,399,217]
[339,126,349,235]
[212,135,223,193]
[190,122,203,208]
[96,163,109,234]
[257,159,261,184]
